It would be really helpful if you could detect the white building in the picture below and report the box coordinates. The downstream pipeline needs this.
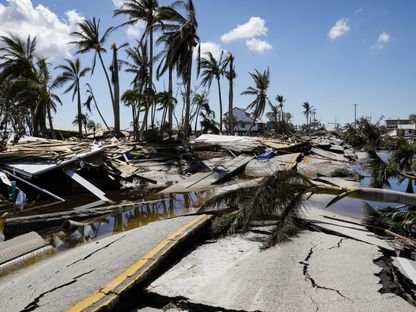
[385,118,416,138]
[223,107,266,134]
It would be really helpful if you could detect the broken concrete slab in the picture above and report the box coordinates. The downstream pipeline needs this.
[245,153,301,177]
[297,156,351,179]
[393,257,416,285]
[311,147,349,163]
[303,205,394,251]
[0,232,52,268]
[147,231,414,312]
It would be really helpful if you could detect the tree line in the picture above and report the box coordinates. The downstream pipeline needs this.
[0,0,317,143]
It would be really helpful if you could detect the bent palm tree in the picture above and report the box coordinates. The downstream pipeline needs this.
[241,68,272,133]
[84,83,110,131]
[70,18,115,133]
[200,51,224,132]
[55,58,91,138]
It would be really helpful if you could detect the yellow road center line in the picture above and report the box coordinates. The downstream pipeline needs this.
[67,214,210,312]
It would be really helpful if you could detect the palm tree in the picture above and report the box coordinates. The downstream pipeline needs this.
[156,91,177,136]
[84,83,110,131]
[241,68,272,133]
[276,95,286,122]
[192,92,208,133]
[200,51,224,132]
[114,0,163,129]
[0,33,40,136]
[157,0,200,138]
[72,112,89,135]
[12,58,62,138]
[70,18,115,133]
[0,33,37,81]
[55,58,91,138]
[302,101,313,127]
[122,87,141,140]
[125,41,150,137]
[223,52,236,134]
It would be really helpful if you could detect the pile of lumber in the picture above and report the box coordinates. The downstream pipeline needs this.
[0,140,95,164]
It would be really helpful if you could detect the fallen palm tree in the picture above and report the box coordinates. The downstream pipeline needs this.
[199,170,416,249]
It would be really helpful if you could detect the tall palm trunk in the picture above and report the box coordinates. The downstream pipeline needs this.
[77,82,83,138]
[132,105,137,139]
[149,28,155,129]
[184,56,192,138]
[217,76,223,132]
[161,107,167,138]
[136,104,141,141]
[140,102,150,138]
[98,51,115,128]
[194,106,200,134]
[228,57,234,135]
[112,46,121,135]
[46,104,56,139]
[168,65,173,138]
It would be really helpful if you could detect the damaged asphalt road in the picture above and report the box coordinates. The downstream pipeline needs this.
[0,216,199,312]
[146,230,415,312]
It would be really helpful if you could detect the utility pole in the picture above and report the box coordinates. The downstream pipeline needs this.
[353,104,358,128]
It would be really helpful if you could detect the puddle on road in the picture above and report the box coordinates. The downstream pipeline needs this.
[44,191,207,252]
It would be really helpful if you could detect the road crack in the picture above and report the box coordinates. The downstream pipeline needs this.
[328,239,343,250]
[20,269,95,311]
[299,245,351,301]
[66,234,127,267]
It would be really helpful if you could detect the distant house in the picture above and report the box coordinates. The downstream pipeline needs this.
[385,118,416,138]
[223,107,266,134]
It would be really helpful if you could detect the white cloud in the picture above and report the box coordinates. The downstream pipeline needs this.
[196,41,224,59]
[377,32,390,43]
[246,38,272,54]
[371,31,391,49]
[328,18,350,40]
[113,0,124,8]
[0,0,84,58]
[354,8,363,15]
[126,21,146,38]
[221,17,268,43]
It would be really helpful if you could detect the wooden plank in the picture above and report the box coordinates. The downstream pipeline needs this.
[64,169,111,202]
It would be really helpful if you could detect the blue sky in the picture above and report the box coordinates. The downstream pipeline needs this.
[1,0,415,130]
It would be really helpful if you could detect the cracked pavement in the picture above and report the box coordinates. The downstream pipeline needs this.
[147,230,415,312]
[0,216,198,312]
